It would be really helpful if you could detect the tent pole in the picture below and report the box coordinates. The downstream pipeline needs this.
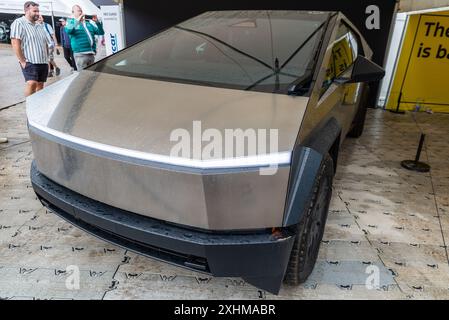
[50,1,55,31]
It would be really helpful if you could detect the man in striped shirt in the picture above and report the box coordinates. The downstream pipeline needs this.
[10,1,50,97]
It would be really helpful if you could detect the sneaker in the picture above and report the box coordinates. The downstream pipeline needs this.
[55,67,61,76]
[0,137,8,144]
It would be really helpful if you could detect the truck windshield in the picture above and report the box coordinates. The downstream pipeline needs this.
[89,11,329,94]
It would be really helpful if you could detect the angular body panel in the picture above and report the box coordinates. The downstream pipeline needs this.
[27,71,308,230]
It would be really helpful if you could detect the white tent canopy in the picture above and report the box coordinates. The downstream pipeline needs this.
[0,0,100,17]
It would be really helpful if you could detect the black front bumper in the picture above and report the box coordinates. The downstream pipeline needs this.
[30,161,295,294]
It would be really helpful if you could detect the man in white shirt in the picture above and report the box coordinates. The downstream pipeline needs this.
[10,1,50,96]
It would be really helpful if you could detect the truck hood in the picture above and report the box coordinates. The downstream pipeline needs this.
[27,70,309,167]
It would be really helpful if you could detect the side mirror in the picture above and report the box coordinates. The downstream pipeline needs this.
[336,55,385,84]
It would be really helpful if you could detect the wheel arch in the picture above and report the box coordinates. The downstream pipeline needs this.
[282,117,341,227]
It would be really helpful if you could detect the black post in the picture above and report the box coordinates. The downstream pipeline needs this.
[390,92,405,114]
[401,133,430,172]
[414,134,425,163]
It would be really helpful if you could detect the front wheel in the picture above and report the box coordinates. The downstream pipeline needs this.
[284,154,334,285]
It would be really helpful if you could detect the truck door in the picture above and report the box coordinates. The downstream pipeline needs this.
[319,21,363,136]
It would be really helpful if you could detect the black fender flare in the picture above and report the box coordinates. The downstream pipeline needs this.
[283,117,341,227]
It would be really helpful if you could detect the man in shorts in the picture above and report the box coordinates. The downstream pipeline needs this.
[10,1,50,97]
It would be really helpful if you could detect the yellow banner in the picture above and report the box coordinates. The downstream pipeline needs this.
[387,12,449,113]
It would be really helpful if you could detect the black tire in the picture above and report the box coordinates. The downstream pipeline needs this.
[348,84,370,138]
[284,154,334,285]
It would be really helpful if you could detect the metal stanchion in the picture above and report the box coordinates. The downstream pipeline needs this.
[401,133,431,172]
[390,92,405,114]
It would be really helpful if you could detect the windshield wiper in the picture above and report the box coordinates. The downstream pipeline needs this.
[280,20,327,72]
[244,16,331,93]
[176,15,333,94]
[287,13,337,96]
[174,25,275,72]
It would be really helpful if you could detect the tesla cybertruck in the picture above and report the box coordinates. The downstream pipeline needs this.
[27,11,385,294]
